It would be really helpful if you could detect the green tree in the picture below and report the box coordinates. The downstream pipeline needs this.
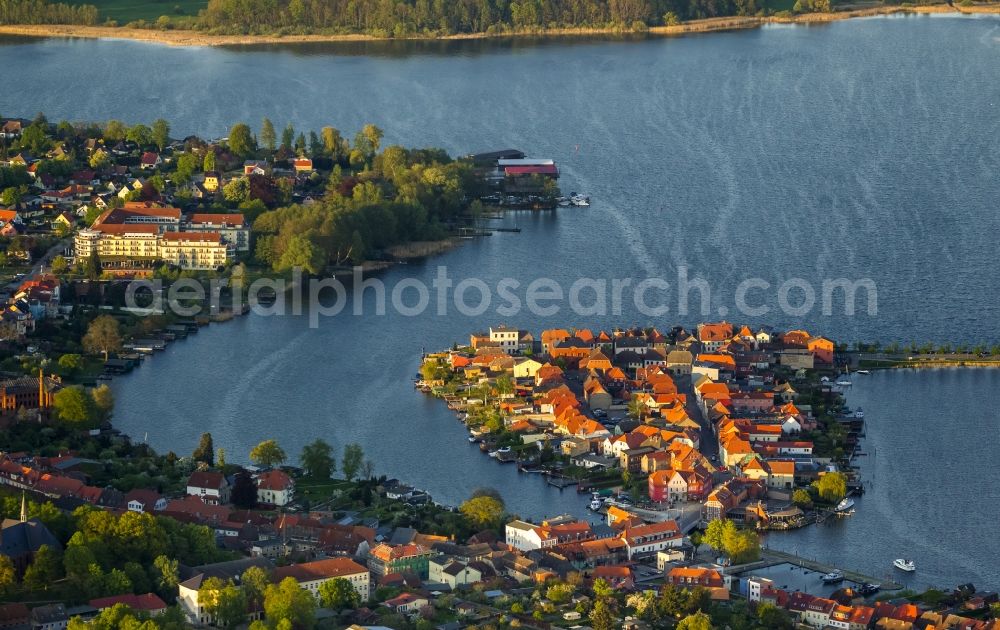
[57,353,84,374]
[0,555,14,594]
[83,250,102,280]
[230,470,257,509]
[0,185,25,206]
[89,148,110,169]
[758,602,794,629]
[249,439,286,468]
[82,314,122,360]
[228,123,256,158]
[546,582,574,604]
[152,554,179,598]
[281,123,295,150]
[193,432,214,466]
[264,577,315,628]
[341,443,364,481]
[152,118,170,151]
[300,438,334,479]
[223,177,250,204]
[126,124,153,146]
[23,544,62,591]
[260,118,277,151]
[592,577,614,599]
[590,598,617,630]
[677,611,714,630]
[175,152,199,183]
[241,565,271,607]
[459,494,505,529]
[203,150,217,173]
[50,255,69,275]
[274,234,323,274]
[321,126,343,160]
[21,123,51,154]
[214,583,248,629]
[318,577,360,610]
[91,384,115,420]
[104,120,126,142]
[813,471,847,503]
[53,385,99,427]
[792,489,813,508]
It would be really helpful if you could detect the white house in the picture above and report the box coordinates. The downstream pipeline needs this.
[255,469,294,507]
[186,471,230,505]
[124,489,167,514]
[505,520,553,552]
[621,521,683,560]
[383,593,429,615]
[272,557,370,602]
[489,325,521,353]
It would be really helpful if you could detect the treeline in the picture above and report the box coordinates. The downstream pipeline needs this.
[0,0,97,25]
[198,0,762,36]
[254,145,475,273]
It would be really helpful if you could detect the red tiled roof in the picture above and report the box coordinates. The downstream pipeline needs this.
[90,593,167,612]
[272,557,367,583]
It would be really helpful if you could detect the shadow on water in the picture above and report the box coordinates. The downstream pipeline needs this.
[222,32,655,58]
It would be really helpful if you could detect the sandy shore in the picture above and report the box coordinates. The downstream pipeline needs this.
[0,4,997,47]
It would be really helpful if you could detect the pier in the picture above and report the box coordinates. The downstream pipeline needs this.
[731,549,904,591]
[546,476,579,489]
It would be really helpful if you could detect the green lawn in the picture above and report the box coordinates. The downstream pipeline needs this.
[296,477,353,504]
[72,0,207,24]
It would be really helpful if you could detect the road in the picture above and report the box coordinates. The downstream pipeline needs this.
[5,238,70,292]
[607,500,703,532]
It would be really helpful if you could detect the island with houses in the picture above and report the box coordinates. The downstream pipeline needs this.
[419,322,866,533]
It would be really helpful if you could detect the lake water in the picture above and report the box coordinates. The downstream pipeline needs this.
[2,15,999,588]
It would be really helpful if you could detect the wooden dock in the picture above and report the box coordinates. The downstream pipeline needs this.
[546,476,579,489]
[732,549,903,590]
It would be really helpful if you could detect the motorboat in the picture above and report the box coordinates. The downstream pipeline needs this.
[570,192,590,206]
[821,571,844,584]
[835,498,856,512]
[854,408,865,419]
[856,370,871,375]
[858,583,881,596]
[893,559,916,572]
[496,446,511,454]
[556,196,570,206]
[836,379,853,387]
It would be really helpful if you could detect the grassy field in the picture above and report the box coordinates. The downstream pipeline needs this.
[296,477,353,504]
[75,0,207,24]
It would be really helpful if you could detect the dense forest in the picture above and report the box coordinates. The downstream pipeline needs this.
[253,145,477,273]
[0,0,97,24]
[198,0,763,35]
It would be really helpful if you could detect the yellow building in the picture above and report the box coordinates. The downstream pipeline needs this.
[203,171,220,192]
[159,232,229,270]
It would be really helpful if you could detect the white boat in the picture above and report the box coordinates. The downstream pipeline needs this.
[854,408,864,419]
[570,193,590,207]
[589,497,603,511]
[836,379,853,387]
[893,559,916,572]
[835,498,855,512]
[496,446,511,454]
[856,370,871,375]
[821,571,844,584]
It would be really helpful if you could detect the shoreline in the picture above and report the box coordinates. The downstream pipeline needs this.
[0,4,997,47]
